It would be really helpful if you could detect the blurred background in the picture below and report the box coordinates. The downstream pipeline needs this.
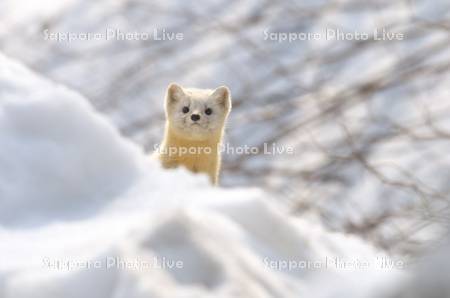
[1,0,450,256]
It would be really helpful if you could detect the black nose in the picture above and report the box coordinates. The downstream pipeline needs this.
[191,114,200,121]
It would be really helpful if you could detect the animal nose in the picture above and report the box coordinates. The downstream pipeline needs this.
[191,114,200,121]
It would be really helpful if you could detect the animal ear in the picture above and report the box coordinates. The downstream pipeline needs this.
[166,83,184,105]
[210,86,231,112]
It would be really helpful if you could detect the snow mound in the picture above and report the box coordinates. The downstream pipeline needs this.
[0,54,143,227]
[0,54,399,297]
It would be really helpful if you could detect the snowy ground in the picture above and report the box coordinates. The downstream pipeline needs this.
[0,53,413,298]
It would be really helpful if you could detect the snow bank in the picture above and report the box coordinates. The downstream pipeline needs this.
[0,54,143,227]
[0,54,401,297]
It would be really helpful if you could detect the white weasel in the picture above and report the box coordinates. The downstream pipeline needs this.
[158,83,232,185]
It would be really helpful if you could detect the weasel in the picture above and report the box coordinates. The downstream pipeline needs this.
[158,83,232,185]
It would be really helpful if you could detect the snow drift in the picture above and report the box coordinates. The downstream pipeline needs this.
[0,54,406,297]
[0,59,142,227]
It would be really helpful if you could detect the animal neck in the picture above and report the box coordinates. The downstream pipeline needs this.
[165,124,221,149]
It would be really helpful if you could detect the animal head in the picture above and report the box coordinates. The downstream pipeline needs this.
[165,83,232,141]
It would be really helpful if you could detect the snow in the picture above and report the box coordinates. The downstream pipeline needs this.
[0,55,144,227]
[0,53,406,297]
[389,237,450,298]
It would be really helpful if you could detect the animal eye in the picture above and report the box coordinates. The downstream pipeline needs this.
[182,106,189,113]
[205,108,212,115]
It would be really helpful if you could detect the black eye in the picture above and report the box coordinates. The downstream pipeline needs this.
[182,106,189,113]
[205,108,212,115]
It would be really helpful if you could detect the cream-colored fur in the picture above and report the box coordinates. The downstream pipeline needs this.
[158,83,232,185]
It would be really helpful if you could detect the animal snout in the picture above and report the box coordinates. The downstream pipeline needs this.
[191,114,200,121]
